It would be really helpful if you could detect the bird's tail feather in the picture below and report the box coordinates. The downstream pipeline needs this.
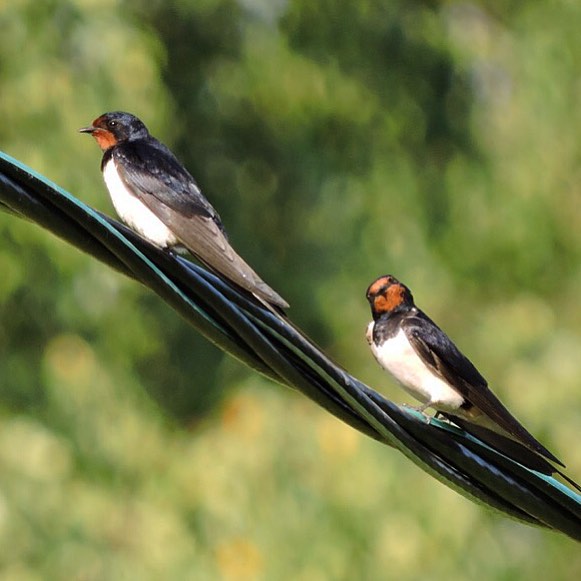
[445,414,581,492]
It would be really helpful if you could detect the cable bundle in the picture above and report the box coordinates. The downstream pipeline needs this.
[1,151,579,541]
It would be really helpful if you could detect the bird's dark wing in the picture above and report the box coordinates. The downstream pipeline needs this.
[111,141,289,309]
[404,310,563,466]
[111,139,225,226]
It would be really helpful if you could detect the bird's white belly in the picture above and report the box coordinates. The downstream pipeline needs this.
[369,325,464,411]
[103,160,178,248]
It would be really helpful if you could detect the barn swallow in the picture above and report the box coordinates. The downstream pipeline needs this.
[80,111,288,309]
[365,274,578,482]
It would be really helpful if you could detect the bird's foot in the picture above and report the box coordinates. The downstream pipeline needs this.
[402,403,432,424]
[433,411,448,421]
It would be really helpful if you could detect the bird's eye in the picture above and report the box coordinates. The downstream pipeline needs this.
[108,120,117,128]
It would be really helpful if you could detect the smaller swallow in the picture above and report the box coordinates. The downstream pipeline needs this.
[365,274,574,479]
[80,111,288,309]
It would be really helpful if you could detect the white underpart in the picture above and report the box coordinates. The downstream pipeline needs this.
[365,321,374,346]
[369,324,465,411]
[103,159,179,248]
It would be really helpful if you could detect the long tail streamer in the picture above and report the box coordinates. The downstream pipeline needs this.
[1,151,579,541]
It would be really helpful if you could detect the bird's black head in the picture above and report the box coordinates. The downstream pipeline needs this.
[366,274,414,320]
[79,111,149,151]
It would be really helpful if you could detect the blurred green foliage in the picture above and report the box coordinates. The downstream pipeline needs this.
[0,0,580,578]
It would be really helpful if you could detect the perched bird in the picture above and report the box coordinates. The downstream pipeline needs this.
[365,274,579,484]
[80,111,288,309]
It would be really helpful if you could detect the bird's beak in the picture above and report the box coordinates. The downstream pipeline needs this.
[79,125,96,134]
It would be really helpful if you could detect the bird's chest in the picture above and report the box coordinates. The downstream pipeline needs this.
[371,328,429,392]
[102,160,178,248]
[370,326,464,409]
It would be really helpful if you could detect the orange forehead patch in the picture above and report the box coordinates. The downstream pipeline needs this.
[92,114,108,127]
[372,283,405,314]
[91,129,117,151]
[367,276,392,297]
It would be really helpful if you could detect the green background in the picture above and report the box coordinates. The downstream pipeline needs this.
[0,1,580,579]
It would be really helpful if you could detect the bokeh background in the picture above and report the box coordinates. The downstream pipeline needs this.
[1,1,580,579]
